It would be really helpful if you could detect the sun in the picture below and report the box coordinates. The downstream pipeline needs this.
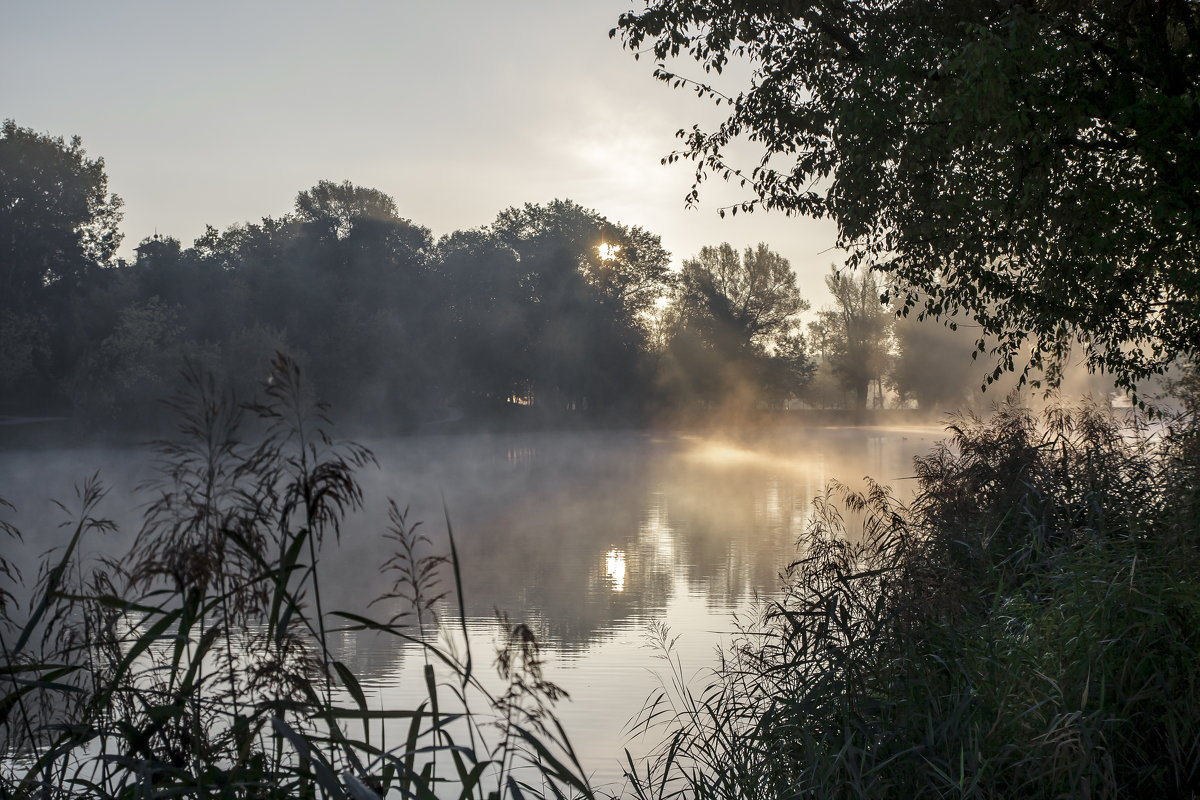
[597,242,621,261]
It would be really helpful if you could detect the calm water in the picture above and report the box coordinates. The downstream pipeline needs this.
[0,422,942,791]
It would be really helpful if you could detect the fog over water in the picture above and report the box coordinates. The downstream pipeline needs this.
[0,421,941,787]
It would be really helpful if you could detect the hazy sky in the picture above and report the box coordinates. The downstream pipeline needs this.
[3,0,841,303]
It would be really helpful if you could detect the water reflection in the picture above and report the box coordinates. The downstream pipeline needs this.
[604,549,626,592]
[323,425,936,650]
[1,421,942,789]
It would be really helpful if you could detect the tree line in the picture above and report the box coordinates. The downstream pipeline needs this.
[1,120,1001,432]
[615,0,1199,402]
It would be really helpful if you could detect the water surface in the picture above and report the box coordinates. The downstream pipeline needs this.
[0,422,941,791]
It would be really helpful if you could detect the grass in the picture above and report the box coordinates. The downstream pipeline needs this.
[626,402,1200,799]
[0,354,594,799]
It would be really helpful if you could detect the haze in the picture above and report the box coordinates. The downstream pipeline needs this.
[2,0,840,303]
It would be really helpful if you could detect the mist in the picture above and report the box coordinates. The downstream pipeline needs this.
[2,159,1192,797]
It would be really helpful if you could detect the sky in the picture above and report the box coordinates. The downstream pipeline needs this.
[3,0,842,305]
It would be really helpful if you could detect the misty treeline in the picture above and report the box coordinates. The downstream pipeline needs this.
[1,120,1000,432]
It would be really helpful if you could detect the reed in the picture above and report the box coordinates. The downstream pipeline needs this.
[627,402,1200,799]
[0,354,594,800]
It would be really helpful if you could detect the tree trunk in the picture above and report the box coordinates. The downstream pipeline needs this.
[854,382,869,411]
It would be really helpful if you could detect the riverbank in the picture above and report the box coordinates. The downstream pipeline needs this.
[5,383,1196,797]
[0,400,971,452]
[627,404,1200,798]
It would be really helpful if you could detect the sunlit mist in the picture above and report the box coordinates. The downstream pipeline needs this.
[605,548,627,592]
[684,437,814,474]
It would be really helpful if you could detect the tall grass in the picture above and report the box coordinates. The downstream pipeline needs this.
[627,402,1200,799]
[0,354,594,799]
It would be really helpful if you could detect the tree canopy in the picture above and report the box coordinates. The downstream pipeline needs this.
[0,121,820,427]
[615,1,1200,395]
[662,242,812,409]
[676,242,808,354]
[0,119,122,306]
[813,267,892,411]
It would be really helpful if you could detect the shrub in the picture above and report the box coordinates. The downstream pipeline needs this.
[628,403,1200,799]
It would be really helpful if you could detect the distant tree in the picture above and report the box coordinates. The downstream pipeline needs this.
[130,233,250,347]
[436,229,532,406]
[219,322,291,399]
[799,359,848,411]
[615,1,1200,396]
[0,121,124,409]
[0,120,122,306]
[490,200,672,410]
[814,267,892,411]
[293,180,433,311]
[676,243,808,354]
[761,329,816,407]
[492,199,672,319]
[664,242,811,407]
[294,179,405,241]
[296,183,436,418]
[69,297,217,427]
[890,313,979,412]
[0,309,50,407]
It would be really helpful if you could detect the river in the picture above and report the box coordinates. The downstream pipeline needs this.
[0,421,943,792]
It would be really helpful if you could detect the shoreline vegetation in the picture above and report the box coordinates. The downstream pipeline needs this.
[628,401,1200,798]
[0,403,1106,452]
[1,357,597,799]
[5,0,1200,793]
[3,359,1198,798]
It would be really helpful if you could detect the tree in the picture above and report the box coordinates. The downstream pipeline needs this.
[664,242,811,407]
[890,312,980,412]
[677,243,808,353]
[294,179,406,242]
[491,199,672,320]
[292,180,433,310]
[0,120,123,307]
[0,121,124,409]
[489,200,672,410]
[812,267,892,411]
[435,229,533,406]
[69,297,218,426]
[614,2,1200,397]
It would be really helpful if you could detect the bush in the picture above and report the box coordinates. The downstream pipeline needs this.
[628,403,1200,799]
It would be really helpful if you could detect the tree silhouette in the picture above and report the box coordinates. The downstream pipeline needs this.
[615,1,1200,395]
[664,243,811,409]
[813,268,891,411]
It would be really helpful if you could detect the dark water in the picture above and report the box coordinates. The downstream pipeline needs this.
[0,422,942,790]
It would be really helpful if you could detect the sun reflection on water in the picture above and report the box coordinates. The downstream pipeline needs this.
[605,548,626,592]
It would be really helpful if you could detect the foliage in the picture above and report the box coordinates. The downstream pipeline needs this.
[68,297,220,426]
[0,309,50,404]
[0,127,698,427]
[295,180,415,243]
[0,357,594,799]
[435,229,535,407]
[0,119,886,426]
[0,121,124,410]
[660,242,813,409]
[627,403,1200,798]
[492,199,672,322]
[613,1,1200,396]
[487,199,673,411]
[676,243,807,353]
[0,120,123,306]
[810,267,892,410]
[889,310,979,412]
